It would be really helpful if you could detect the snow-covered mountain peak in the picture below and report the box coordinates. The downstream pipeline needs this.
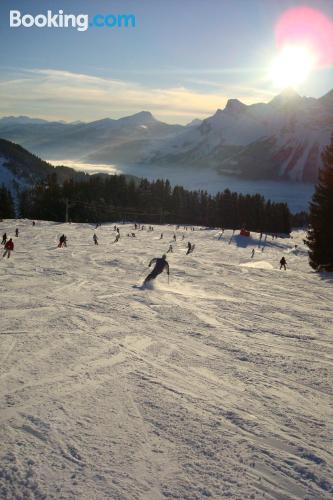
[269,88,302,107]
[224,98,247,115]
[186,118,203,127]
[118,111,157,126]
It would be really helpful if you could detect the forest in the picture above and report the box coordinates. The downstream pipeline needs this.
[17,173,292,233]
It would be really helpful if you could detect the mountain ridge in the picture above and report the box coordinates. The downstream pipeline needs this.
[1,88,332,182]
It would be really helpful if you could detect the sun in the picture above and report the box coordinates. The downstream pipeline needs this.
[269,45,316,89]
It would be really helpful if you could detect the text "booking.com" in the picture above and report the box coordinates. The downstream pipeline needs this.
[9,10,136,32]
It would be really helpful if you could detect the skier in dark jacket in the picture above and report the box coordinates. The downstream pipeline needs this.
[58,234,67,248]
[93,233,98,245]
[144,254,169,284]
[1,233,7,245]
[280,257,287,270]
[186,242,195,255]
[15,228,19,237]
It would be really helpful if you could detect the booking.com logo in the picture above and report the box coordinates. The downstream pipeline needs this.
[9,10,136,32]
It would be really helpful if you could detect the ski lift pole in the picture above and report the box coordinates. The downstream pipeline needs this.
[65,198,69,223]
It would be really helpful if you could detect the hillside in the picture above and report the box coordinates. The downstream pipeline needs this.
[0,139,104,195]
[0,220,332,499]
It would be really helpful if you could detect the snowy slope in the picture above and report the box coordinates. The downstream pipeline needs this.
[0,220,332,499]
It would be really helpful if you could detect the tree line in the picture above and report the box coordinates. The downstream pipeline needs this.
[18,173,291,233]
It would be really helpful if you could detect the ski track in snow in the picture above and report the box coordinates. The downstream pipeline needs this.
[0,220,332,499]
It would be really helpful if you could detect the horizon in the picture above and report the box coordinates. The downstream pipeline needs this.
[1,0,333,124]
[0,86,331,126]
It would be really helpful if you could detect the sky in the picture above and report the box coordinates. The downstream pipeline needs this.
[0,0,333,124]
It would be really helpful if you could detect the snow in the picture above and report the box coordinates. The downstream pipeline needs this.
[1,220,332,499]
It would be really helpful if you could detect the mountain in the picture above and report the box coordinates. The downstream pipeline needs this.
[186,118,203,127]
[0,116,53,125]
[0,112,183,164]
[1,90,332,183]
[146,89,333,182]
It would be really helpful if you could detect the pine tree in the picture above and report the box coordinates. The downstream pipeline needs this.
[0,185,15,219]
[306,135,333,271]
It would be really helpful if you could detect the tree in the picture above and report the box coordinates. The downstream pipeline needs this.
[306,135,333,271]
[19,173,291,231]
[0,185,15,218]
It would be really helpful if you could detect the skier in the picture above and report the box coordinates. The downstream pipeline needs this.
[186,242,193,255]
[15,228,19,237]
[3,238,14,258]
[160,233,163,240]
[1,233,7,245]
[93,233,98,245]
[58,234,67,248]
[280,257,287,270]
[167,244,173,253]
[251,248,255,258]
[113,233,120,243]
[144,254,169,284]
[32,221,36,226]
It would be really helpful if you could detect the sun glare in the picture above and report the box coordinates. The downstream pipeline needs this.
[269,45,316,89]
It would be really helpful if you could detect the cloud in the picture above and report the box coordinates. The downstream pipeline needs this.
[0,68,272,123]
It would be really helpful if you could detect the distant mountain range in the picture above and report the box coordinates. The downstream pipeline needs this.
[0,88,332,183]
[0,111,183,167]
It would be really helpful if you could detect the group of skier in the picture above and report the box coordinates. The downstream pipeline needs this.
[1,223,290,279]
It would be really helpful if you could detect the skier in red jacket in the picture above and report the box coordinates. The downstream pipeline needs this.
[3,238,14,258]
